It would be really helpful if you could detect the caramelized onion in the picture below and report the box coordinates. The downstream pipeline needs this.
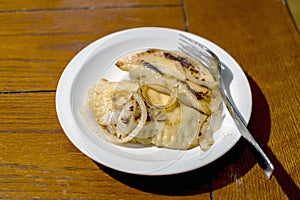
[83,93,147,144]
[129,62,202,114]
[140,83,177,110]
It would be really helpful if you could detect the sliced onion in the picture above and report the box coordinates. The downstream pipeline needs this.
[82,93,147,144]
[140,83,177,110]
[99,110,119,125]
[130,63,201,113]
[111,92,147,143]
[116,100,138,138]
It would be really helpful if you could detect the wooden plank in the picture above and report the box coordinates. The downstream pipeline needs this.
[1,0,298,198]
[0,92,211,199]
[0,34,100,91]
[0,0,182,10]
[0,133,140,199]
[1,140,212,200]
[0,7,185,92]
[0,92,61,134]
[185,0,300,199]
[0,7,184,36]
[0,1,212,197]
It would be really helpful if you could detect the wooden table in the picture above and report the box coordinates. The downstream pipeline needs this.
[1,0,299,199]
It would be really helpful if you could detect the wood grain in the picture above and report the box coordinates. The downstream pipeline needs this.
[0,92,60,134]
[0,0,181,11]
[0,7,184,36]
[0,93,212,199]
[1,132,212,199]
[0,6,185,92]
[0,0,299,199]
[186,0,300,199]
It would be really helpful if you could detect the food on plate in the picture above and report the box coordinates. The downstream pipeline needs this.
[82,48,223,150]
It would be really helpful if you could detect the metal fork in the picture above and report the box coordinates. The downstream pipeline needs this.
[178,34,274,179]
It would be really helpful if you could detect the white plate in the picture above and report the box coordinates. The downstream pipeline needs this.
[56,27,252,175]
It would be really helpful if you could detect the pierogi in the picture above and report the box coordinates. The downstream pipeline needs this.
[83,49,222,150]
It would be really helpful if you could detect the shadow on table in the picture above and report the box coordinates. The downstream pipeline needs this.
[97,75,299,198]
[245,76,300,199]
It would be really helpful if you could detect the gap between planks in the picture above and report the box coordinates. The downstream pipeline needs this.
[0,4,182,13]
[0,90,56,94]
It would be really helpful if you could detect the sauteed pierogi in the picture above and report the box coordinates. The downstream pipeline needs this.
[82,49,223,150]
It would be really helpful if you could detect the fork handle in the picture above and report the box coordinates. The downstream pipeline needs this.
[223,93,274,179]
